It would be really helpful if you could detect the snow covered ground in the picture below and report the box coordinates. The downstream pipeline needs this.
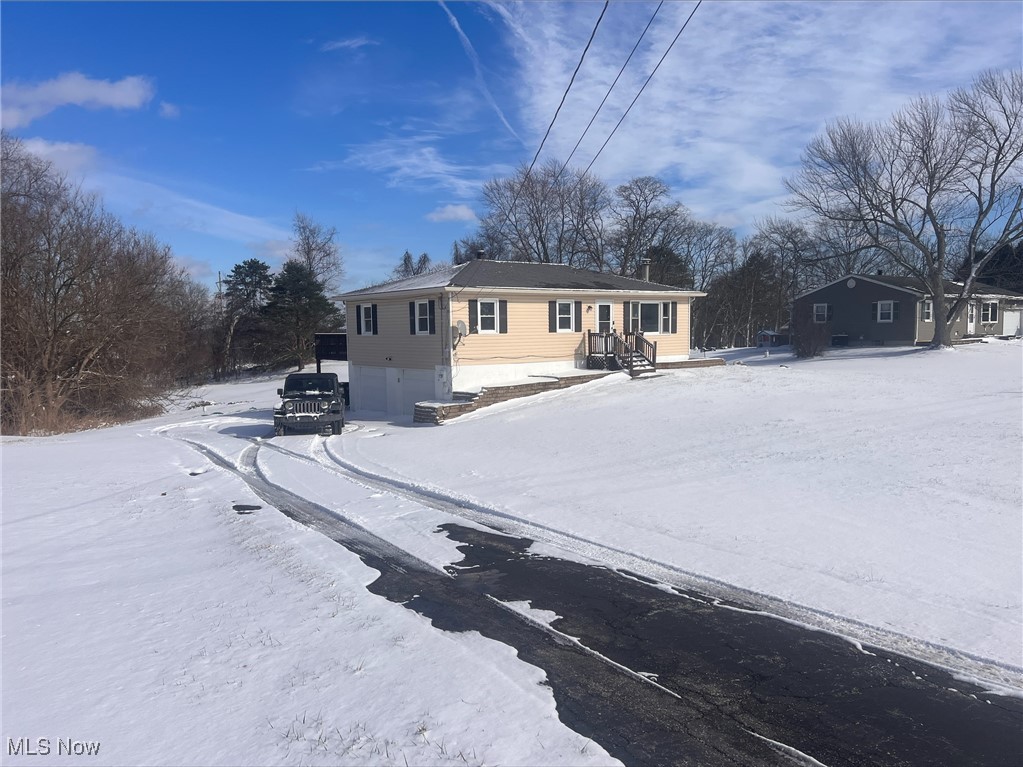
[3,340,1021,765]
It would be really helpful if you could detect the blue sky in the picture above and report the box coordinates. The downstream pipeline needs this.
[3,1,1020,292]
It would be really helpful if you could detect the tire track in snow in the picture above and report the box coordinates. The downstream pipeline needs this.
[311,435,1023,696]
[167,423,1022,695]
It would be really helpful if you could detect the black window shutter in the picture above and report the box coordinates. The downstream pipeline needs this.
[871,302,878,322]
[409,302,416,335]
[371,304,378,335]
[548,301,557,333]
[623,301,631,333]
[355,304,363,335]
[469,299,479,333]
[893,301,900,321]
[428,300,436,334]
[827,304,833,321]
[671,301,678,334]
[574,301,583,332]
[499,300,508,334]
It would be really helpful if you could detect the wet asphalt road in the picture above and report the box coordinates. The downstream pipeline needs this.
[369,524,1023,767]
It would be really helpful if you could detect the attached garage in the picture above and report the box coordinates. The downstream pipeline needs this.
[351,365,438,416]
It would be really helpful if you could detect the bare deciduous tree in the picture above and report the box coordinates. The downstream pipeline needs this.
[291,212,344,291]
[1,133,215,433]
[478,160,610,266]
[786,69,1023,347]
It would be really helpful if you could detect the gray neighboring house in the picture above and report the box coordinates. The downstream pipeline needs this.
[793,274,1023,347]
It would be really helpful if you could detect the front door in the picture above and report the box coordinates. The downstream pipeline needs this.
[596,302,614,351]
[967,302,976,334]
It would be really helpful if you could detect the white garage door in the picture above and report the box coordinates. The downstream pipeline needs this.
[1002,309,1021,336]
[399,369,436,416]
[353,366,387,413]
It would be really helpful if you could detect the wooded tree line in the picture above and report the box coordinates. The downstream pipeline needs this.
[3,70,1018,432]
[1,133,343,434]
[451,69,1022,351]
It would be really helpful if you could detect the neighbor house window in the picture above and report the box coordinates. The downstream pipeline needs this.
[981,301,998,323]
[813,303,832,323]
[921,299,933,322]
[878,300,894,323]
[478,300,498,333]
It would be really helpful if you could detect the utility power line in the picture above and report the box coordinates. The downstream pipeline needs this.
[583,0,702,177]
[490,1,610,248]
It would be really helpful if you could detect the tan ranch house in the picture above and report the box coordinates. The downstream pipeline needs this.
[339,259,705,415]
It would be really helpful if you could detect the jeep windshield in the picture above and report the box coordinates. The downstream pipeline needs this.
[282,375,335,396]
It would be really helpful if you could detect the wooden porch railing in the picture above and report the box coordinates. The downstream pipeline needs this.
[586,331,657,375]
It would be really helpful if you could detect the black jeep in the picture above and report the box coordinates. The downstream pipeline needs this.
[273,372,345,436]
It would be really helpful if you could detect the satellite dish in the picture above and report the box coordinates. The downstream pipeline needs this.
[456,320,467,336]
[452,320,467,349]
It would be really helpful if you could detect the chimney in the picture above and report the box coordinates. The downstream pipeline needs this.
[640,257,651,281]
[476,250,486,260]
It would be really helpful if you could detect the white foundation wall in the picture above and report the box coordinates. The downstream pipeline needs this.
[449,360,585,393]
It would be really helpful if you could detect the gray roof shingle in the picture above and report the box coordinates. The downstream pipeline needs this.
[340,259,698,298]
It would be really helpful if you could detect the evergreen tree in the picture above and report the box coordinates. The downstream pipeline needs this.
[262,260,343,370]
[219,259,273,375]
[392,250,433,279]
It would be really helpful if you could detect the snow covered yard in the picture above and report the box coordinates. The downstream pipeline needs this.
[341,340,1023,676]
[2,340,1021,766]
[2,397,616,766]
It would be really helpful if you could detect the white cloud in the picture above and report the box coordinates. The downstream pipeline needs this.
[20,137,99,175]
[439,1,523,145]
[426,204,478,223]
[1,72,155,129]
[159,101,180,119]
[93,173,292,245]
[345,137,509,198]
[492,1,1022,230]
[320,36,378,52]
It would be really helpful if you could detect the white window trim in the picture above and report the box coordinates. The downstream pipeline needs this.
[813,303,829,324]
[478,300,499,334]
[632,301,666,334]
[361,305,374,335]
[556,301,575,332]
[415,300,431,335]
[878,300,894,323]
[921,299,933,322]
[981,301,998,324]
